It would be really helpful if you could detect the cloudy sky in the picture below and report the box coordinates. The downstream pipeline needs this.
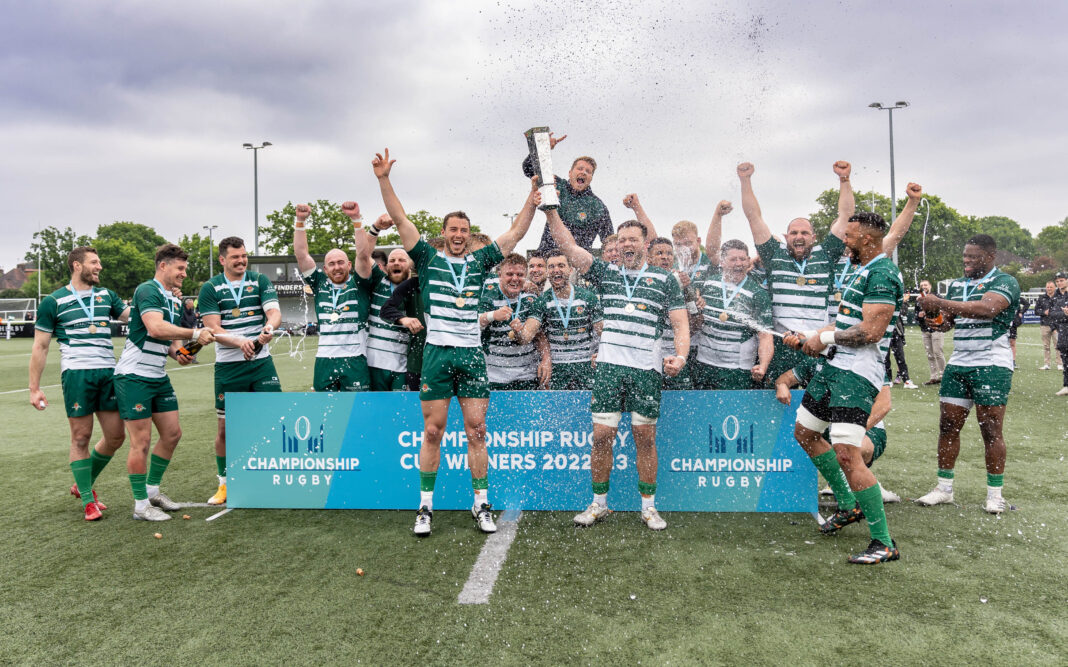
[2,0,1065,273]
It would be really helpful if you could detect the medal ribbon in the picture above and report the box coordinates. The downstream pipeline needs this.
[719,274,746,313]
[510,293,526,322]
[553,286,575,331]
[833,258,853,292]
[330,282,346,313]
[620,263,648,305]
[152,280,176,322]
[962,267,997,301]
[443,252,470,297]
[843,253,887,296]
[791,256,808,280]
[225,275,247,315]
[68,284,97,327]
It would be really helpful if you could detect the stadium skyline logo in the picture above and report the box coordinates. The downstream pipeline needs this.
[282,415,325,454]
[709,415,754,455]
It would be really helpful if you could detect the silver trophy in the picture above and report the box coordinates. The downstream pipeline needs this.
[524,126,559,209]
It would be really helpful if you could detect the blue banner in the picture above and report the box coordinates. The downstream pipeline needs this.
[226,390,816,512]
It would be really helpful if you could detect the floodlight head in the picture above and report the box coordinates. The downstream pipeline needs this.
[895,101,909,107]
[262,141,272,147]
[243,143,253,148]
[869,102,883,109]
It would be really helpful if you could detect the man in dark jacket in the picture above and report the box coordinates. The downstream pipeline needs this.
[1035,280,1059,370]
[522,133,612,252]
[1050,272,1068,395]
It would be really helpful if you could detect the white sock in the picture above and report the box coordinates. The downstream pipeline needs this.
[419,491,433,511]
[593,493,608,507]
[937,477,954,493]
[473,489,488,508]
[641,494,656,511]
[217,475,226,486]
[146,484,160,498]
[134,498,149,511]
[987,485,1003,500]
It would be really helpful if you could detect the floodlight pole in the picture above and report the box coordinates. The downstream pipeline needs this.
[243,142,272,256]
[869,102,909,264]
[203,225,219,279]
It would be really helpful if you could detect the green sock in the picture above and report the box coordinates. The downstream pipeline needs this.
[419,471,437,492]
[146,454,170,487]
[472,476,488,491]
[638,481,657,496]
[592,481,610,495]
[937,468,955,480]
[987,473,1004,488]
[129,473,148,501]
[855,483,893,547]
[216,455,227,478]
[89,449,113,485]
[811,450,857,509]
[70,458,93,508]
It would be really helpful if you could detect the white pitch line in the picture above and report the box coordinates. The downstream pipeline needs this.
[206,507,234,522]
[457,509,522,605]
[176,502,216,508]
[1,363,208,395]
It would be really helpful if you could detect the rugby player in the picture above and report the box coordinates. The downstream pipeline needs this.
[739,161,854,385]
[114,244,214,521]
[914,235,1020,513]
[478,254,546,390]
[785,211,903,564]
[647,237,692,390]
[198,236,282,505]
[30,247,131,521]
[374,149,537,536]
[544,207,688,531]
[367,235,414,392]
[293,201,383,394]
[513,249,602,390]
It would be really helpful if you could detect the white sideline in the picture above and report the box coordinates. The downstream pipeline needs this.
[1,363,209,395]
[457,509,522,605]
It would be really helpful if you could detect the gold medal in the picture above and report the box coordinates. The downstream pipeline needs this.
[624,303,636,314]
[329,312,339,323]
[796,276,806,286]
[88,324,97,333]
[563,332,570,341]
[455,297,466,308]
[507,331,516,341]
[718,312,729,322]
[833,292,842,301]
[231,307,241,317]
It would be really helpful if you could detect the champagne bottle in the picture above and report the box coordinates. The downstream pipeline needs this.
[178,340,202,357]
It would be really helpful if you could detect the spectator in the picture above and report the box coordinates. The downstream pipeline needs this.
[915,280,953,385]
[1051,272,1068,395]
[371,249,388,272]
[884,311,916,388]
[1008,295,1031,369]
[1035,280,1060,370]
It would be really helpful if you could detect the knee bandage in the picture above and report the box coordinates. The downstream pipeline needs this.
[630,412,657,426]
[795,405,829,432]
[592,412,622,428]
[829,422,866,447]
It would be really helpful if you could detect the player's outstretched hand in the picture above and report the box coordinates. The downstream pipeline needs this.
[342,201,362,221]
[737,162,755,179]
[716,200,733,216]
[295,204,312,222]
[906,182,923,201]
[548,132,567,150]
[833,160,851,180]
[374,214,394,231]
[622,193,641,210]
[372,149,395,179]
[196,328,215,346]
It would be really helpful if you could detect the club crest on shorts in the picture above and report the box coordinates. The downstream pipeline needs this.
[133,403,146,412]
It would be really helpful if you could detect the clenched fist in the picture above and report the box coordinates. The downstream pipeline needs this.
[295,204,312,222]
[737,162,755,179]
[833,160,851,180]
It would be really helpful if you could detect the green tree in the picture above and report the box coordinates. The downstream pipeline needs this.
[176,232,214,298]
[260,201,359,256]
[1036,217,1068,269]
[966,215,1034,258]
[24,226,93,285]
[95,221,168,255]
[374,210,481,247]
[93,237,156,299]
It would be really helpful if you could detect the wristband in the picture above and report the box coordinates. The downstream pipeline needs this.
[802,330,818,341]
[367,227,380,237]
[263,324,274,335]
[819,330,837,346]
[190,327,199,340]
[295,221,306,229]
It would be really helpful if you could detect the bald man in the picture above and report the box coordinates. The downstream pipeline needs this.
[294,201,385,392]
[367,243,415,391]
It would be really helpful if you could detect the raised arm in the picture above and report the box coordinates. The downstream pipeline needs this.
[293,204,316,274]
[622,193,656,240]
[737,162,772,246]
[341,201,376,280]
[704,200,733,268]
[495,180,541,255]
[373,149,420,251]
[827,161,855,240]
[881,183,923,256]
[544,208,593,274]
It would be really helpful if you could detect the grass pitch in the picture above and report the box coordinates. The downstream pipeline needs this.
[1,329,1066,664]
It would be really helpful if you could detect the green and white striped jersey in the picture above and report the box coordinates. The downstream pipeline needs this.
[827,255,904,389]
[199,271,280,364]
[409,239,504,348]
[757,234,845,333]
[301,267,374,359]
[35,285,126,372]
[115,280,182,379]
[479,284,538,384]
[585,258,685,372]
[695,269,773,369]
[945,270,1020,370]
[530,285,602,365]
[367,268,410,373]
